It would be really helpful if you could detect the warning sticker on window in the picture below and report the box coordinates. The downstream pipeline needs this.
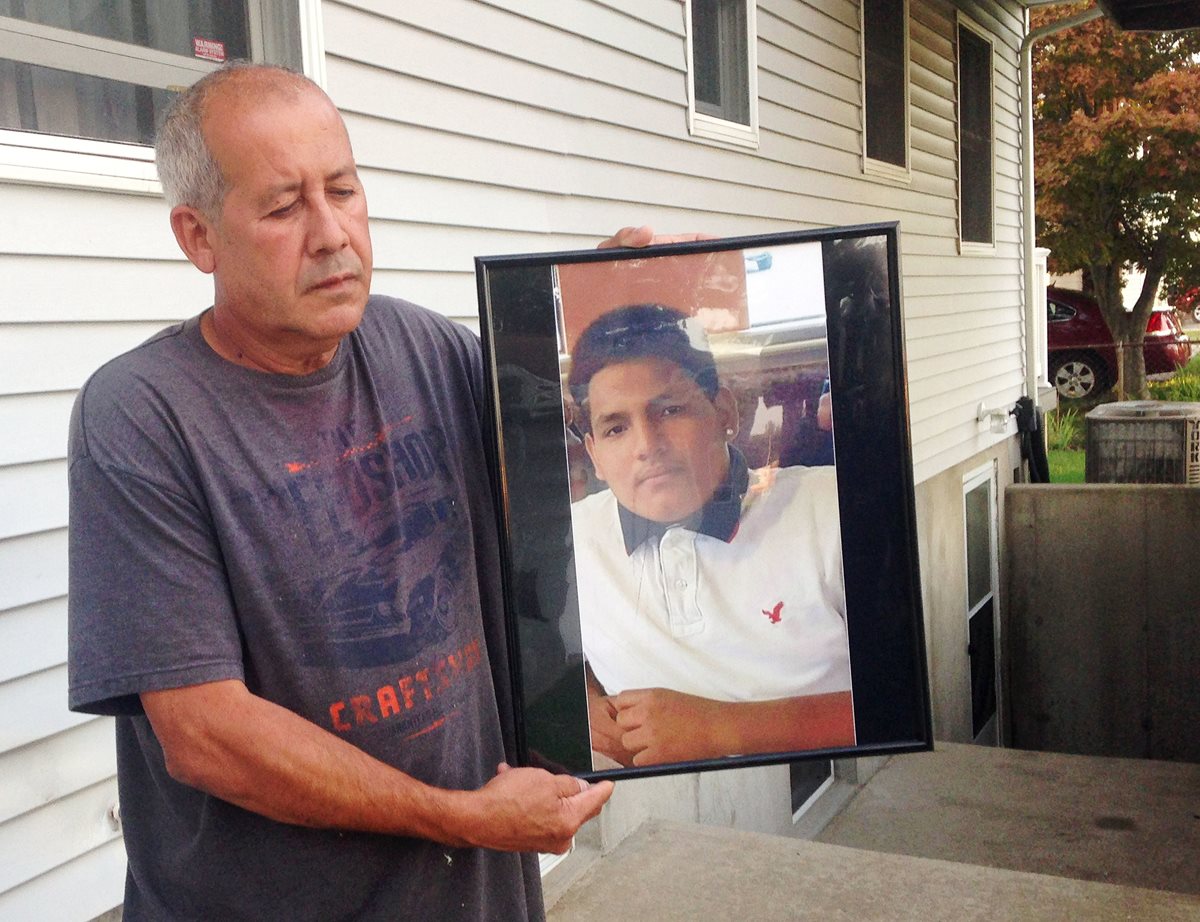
[193,38,226,63]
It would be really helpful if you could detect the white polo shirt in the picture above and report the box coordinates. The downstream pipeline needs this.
[572,464,852,702]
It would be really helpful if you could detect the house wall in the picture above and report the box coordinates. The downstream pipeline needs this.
[915,441,1022,744]
[0,0,1030,916]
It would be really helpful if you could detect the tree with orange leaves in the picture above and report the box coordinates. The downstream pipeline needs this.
[1033,5,1200,397]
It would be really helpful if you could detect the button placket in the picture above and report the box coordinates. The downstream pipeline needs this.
[659,527,703,636]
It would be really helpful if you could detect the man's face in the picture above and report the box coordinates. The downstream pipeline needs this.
[199,85,373,355]
[583,357,737,523]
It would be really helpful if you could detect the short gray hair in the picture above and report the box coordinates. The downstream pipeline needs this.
[155,61,318,216]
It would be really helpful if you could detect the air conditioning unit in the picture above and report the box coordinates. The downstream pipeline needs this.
[1085,401,1200,485]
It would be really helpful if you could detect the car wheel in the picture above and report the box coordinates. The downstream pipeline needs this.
[1193,303,1200,324]
[1050,353,1106,400]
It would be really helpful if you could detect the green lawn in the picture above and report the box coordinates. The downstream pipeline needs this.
[1048,449,1086,483]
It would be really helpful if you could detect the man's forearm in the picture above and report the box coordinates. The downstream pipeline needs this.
[143,679,610,852]
[712,691,855,756]
[613,687,855,765]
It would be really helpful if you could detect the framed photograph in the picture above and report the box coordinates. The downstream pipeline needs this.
[475,224,931,780]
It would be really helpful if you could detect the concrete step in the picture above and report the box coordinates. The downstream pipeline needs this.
[547,743,1200,920]
[547,819,1200,922]
[818,742,1200,895]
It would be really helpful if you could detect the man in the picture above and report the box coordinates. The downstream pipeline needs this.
[67,62,619,921]
[566,305,855,768]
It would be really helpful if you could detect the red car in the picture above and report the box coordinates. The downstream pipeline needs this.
[1168,285,1200,324]
[1047,286,1192,400]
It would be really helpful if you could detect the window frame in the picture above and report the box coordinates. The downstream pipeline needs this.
[956,14,996,253]
[962,461,1000,743]
[860,0,911,183]
[684,0,759,150]
[0,0,319,194]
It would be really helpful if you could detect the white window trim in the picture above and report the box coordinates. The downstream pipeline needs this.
[0,2,324,195]
[962,461,1001,743]
[790,761,835,823]
[860,0,912,183]
[684,0,760,150]
[956,14,997,254]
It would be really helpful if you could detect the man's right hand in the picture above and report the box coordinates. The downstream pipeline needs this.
[143,679,613,855]
[455,763,613,854]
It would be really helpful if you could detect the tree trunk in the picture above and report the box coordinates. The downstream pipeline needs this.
[1111,312,1149,400]
[1086,262,1161,401]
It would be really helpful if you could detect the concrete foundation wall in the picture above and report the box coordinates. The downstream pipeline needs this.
[1005,485,1200,762]
[913,442,1022,744]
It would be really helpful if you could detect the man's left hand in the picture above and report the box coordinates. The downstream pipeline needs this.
[598,226,717,250]
[611,687,730,766]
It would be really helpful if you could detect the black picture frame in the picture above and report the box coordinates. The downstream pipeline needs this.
[475,224,932,781]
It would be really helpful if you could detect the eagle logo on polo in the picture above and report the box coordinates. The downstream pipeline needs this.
[762,601,784,624]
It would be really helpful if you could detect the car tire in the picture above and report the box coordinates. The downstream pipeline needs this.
[1050,352,1108,400]
[1193,303,1200,324]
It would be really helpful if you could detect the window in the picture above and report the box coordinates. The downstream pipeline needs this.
[861,0,909,177]
[1047,298,1076,323]
[963,464,999,742]
[0,1,307,192]
[958,19,994,247]
[686,0,758,148]
[790,758,833,818]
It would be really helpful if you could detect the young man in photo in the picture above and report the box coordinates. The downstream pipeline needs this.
[566,304,855,769]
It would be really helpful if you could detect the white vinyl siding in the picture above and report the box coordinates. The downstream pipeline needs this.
[0,187,193,920]
[327,0,1026,483]
[0,5,313,914]
[0,1,1029,914]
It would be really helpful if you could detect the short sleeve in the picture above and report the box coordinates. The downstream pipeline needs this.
[68,420,244,717]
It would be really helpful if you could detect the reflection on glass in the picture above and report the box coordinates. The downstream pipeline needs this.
[5,1,249,59]
[0,58,176,144]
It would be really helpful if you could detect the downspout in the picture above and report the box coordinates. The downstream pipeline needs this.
[1020,3,1105,401]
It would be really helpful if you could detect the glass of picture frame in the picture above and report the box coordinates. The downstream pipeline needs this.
[475,223,932,780]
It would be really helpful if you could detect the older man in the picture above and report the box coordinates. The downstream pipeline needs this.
[67,62,617,921]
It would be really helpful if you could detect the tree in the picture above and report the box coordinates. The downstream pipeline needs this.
[1033,6,1200,398]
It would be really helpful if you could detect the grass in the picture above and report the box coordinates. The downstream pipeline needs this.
[1045,406,1084,451]
[1045,409,1086,483]
[1048,449,1086,483]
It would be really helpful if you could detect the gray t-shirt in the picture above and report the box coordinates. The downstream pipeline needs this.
[68,296,543,921]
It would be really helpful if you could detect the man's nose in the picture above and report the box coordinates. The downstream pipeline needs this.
[306,196,350,254]
[631,419,664,458]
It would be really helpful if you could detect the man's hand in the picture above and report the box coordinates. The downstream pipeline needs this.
[612,688,729,765]
[142,679,613,853]
[598,225,718,250]
[612,688,856,767]
[459,763,613,854]
[585,666,636,766]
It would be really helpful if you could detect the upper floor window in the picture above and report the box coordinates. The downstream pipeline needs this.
[686,0,758,148]
[958,19,995,247]
[861,0,909,178]
[0,1,306,192]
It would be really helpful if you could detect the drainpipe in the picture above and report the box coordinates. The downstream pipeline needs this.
[1020,3,1105,401]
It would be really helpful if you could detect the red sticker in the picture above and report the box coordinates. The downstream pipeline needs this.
[193,37,226,63]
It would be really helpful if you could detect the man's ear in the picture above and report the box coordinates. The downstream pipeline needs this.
[715,386,740,440]
[583,432,607,483]
[169,204,218,275]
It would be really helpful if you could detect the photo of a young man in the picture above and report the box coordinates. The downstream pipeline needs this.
[565,303,855,769]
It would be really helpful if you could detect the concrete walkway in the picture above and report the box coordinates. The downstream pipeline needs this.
[547,743,1200,920]
[818,742,1200,895]
[547,821,1200,921]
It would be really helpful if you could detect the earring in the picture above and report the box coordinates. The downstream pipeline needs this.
[725,428,734,437]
